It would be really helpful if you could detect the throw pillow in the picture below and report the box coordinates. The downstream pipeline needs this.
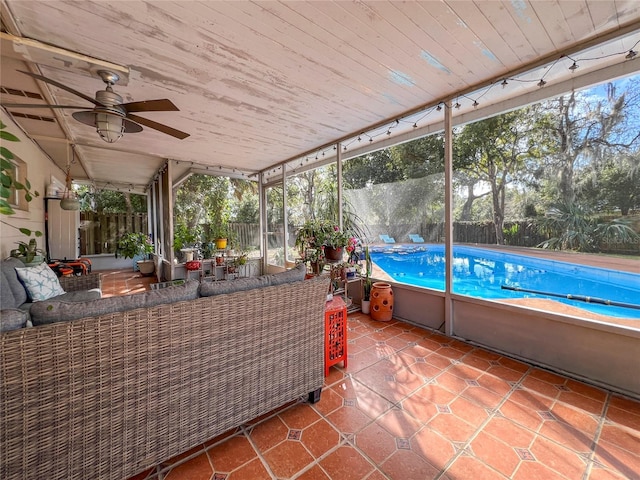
[15,263,65,302]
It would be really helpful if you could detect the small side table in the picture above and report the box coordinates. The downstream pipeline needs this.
[324,295,348,376]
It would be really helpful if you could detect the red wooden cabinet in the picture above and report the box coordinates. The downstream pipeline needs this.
[324,296,347,376]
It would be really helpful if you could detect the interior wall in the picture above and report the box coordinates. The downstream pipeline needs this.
[0,111,64,259]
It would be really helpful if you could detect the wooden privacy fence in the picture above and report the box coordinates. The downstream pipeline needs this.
[80,216,637,256]
[80,212,148,255]
[369,221,550,247]
[229,223,260,249]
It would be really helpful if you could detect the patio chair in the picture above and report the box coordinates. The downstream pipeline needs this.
[379,234,395,243]
[409,234,425,243]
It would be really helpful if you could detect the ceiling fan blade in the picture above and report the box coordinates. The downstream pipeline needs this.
[127,113,190,140]
[1,103,89,109]
[17,70,103,107]
[122,99,179,113]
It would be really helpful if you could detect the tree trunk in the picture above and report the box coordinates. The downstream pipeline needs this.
[460,184,475,221]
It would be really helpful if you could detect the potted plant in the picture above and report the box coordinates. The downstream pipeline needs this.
[213,223,230,249]
[228,251,248,274]
[295,219,351,268]
[10,238,45,266]
[174,223,201,262]
[324,226,350,260]
[361,246,372,314]
[116,232,155,275]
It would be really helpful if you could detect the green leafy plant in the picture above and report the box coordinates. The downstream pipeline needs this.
[1,122,40,215]
[174,223,202,251]
[538,202,639,252]
[232,251,248,267]
[116,232,154,259]
[0,121,42,240]
[295,219,351,251]
[10,238,45,264]
[502,223,520,246]
[362,246,372,301]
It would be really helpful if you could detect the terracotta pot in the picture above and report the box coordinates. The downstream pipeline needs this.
[370,282,393,322]
[324,246,343,262]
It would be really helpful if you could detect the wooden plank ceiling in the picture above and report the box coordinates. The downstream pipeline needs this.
[1,0,639,193]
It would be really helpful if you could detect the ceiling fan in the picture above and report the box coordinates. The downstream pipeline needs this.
[2,69,190,143]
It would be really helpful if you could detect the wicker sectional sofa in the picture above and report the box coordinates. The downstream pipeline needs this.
[0,265,330,480]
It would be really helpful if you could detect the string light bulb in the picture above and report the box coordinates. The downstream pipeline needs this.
[501,79,509,88]
[537,79,547,87]
[626,49,637,59]
[454,102,461,109]
[436,104,442,111]
[569,61,579,71]
[472,100,479,108]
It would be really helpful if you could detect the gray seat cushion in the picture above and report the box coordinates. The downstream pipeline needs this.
[199,275,270,297]
[1,258,29,309]
[0,309,30,332]
[30,280,199,325]
[199,263,306,297]
[53,289,103,303]
[263,263,306,286]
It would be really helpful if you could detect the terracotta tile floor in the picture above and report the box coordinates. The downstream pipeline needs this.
[99,268,157,297]
[105,272,640,479]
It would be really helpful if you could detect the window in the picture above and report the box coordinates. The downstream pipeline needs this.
[5,156,29,211]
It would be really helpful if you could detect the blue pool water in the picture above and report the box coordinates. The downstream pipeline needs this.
[369,245,640,319]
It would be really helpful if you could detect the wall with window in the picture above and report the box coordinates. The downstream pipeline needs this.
[0,111,65,259]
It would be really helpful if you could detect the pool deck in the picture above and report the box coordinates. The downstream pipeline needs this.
[476,244,640,274]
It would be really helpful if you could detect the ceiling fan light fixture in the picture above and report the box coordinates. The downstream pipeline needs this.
[96,112,125,143]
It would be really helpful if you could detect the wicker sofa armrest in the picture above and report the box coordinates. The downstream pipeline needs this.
[59,272,102,292]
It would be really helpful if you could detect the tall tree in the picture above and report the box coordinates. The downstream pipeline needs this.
[544,80,640,205]
[455,107,546,244]
[174,174,230,235]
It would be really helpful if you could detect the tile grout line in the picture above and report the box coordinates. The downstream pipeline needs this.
[337,327,510,478]
[339,335,521,479]
[432,350,533,480]
[240,423,278,480]
[581,391,612,480]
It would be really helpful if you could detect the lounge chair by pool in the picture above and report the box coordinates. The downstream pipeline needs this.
[409,234,425,243]
[379,234,395,243]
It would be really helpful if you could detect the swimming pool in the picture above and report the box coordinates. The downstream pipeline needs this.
[369,245,640,319]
